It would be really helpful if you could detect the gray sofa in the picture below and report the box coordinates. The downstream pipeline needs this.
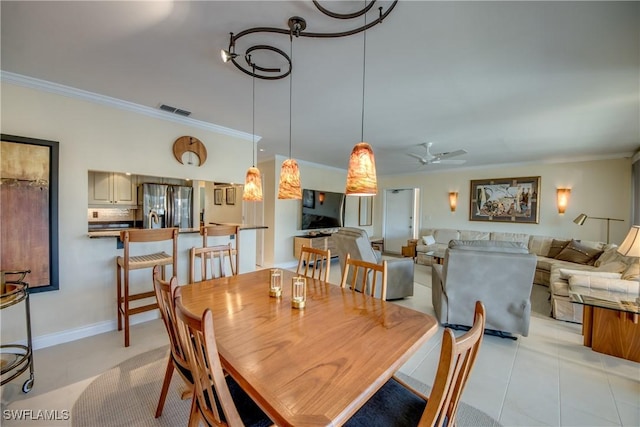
[432,240,537,337]
[332,227,414,300]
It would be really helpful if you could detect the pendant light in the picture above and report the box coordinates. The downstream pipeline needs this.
[345,4,377,196]
[243,62,263,202]
[278,23,302,199]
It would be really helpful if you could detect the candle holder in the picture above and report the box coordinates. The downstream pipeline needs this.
[269,269,282,297]
[291,276,307,309]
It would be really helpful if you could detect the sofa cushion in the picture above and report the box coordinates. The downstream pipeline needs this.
[433,229,460,245]
[421,235,436,245]
[459,230,490,240]
[568,275,640,294]
[528,235,554,257]
[622,262,640,281]
[490,232,530,244]
[548,239,570,258]
[449,239,529,254]
[554,240,603,265]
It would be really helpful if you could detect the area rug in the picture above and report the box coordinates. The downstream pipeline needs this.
[72,346,501,426]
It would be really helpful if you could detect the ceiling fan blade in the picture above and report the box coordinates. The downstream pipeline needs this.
[436,159,467,165]
[432,149,467,159]
[407,152,427,161]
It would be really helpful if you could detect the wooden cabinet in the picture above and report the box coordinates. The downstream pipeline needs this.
[88,171,136,206]
[293,235,336,259]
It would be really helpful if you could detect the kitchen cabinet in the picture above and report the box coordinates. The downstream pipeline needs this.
[293,235,336,259]
[88,171,136,206]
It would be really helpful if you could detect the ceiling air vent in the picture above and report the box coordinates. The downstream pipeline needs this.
[159,104,192,117]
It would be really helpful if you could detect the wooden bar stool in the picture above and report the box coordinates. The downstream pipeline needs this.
[117,228,178,347]
[188,225,239,283]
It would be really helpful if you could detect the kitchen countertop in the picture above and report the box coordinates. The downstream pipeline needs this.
[88,225,267,238]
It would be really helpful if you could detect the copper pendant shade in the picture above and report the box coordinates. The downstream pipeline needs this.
[346,142,377,196]
[278,159,302,199]
[243,166,263,202]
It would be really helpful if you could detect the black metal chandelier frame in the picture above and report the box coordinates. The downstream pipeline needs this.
[222,0,398,80]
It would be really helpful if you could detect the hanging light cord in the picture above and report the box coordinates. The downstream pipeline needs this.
[361,2,367,142]
[289,34,293,159]
[252,60,256,166]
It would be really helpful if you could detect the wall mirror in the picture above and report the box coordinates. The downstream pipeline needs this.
[358,197,373,226]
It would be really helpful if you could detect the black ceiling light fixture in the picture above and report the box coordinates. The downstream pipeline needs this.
[221,0,398,80]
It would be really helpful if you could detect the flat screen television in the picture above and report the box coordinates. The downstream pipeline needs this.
[301,189,345,230]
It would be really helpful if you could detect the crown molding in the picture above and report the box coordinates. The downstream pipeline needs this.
[1,71,257,142]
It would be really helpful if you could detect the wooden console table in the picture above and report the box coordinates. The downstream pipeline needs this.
[293,234,336,259]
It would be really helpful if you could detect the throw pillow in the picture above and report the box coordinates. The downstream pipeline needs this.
[568,275,640,293]
[622,262,640,281]
[554,240,603,265]
[422,235,436,246]
[596,261,629,274]
[547,239,570,258]
[558,268,621,280]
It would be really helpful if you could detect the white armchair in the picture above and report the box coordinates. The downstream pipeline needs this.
[332,227,414,300]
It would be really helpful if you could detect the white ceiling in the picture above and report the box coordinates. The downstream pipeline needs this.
[1,1,639,175]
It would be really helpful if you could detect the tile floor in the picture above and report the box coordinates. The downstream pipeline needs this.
[1,263,638,426]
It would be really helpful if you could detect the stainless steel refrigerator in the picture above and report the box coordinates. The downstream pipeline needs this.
[140,183,193,229]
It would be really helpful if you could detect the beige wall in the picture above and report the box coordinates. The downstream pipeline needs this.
[0,82,253,344]
[0,80,633,347]
[378,158,632,245]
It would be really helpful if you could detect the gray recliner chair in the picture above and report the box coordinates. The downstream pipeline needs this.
[432,240,537,337]
[332,227,414,300]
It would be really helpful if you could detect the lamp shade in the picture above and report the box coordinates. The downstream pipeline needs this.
[242,166,263,201]
[573,213,587,225]
[346,142,377,196]
[449,192,458,212]
[617,225,640,257]
[277,159,302,199]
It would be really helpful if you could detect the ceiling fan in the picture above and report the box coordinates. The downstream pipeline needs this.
[407,142,467,166]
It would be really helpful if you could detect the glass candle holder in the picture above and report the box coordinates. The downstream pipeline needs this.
[269,268,282,297]
[291,276,307,309]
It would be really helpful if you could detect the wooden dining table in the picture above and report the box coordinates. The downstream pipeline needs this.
[179,268,438,426]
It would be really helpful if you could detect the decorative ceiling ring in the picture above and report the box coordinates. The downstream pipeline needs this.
[221,0,398,80]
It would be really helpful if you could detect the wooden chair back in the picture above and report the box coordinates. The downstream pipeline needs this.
[174,288,245,427]
[152,265,193,418]
[296,246,331,282]
[420,301,486,426]
[120,228,178,272]
[189,243,236,282]
[340,253,388,300]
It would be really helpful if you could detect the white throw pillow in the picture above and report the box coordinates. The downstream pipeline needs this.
[568,275,640,294]
[422,235,436,246]
[558,268,621,280]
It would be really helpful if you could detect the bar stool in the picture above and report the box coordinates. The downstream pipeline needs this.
[117,228,178,347]
[189,225,239,283]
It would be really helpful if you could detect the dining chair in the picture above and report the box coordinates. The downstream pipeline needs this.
[189,243,236,282]
[345,301,486,427]
[152,266,194,419]
[296,245,331,282]
[188,225,239,283]
[173,288,273,427]
[340,253,388,300]
[116,227,178,347]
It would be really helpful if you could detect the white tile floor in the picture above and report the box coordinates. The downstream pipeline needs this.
[1,263,638,426]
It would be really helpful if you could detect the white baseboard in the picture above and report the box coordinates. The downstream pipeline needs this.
[31,311,160,350]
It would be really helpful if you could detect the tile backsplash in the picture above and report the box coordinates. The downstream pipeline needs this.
[87,208,137,222]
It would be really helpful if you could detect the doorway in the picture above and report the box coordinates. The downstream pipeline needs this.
[383,188,419,254]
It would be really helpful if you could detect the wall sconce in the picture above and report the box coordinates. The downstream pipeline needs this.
[556,188,570,214]
[318,192,325,205]
[448,192,458,212]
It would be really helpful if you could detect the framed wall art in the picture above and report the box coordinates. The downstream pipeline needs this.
[226,187,236,205]
[214,188,223,205]
[470,176,540,223]
[1,134,59,292]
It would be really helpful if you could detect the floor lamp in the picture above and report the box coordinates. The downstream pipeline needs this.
[573,213,624,244]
